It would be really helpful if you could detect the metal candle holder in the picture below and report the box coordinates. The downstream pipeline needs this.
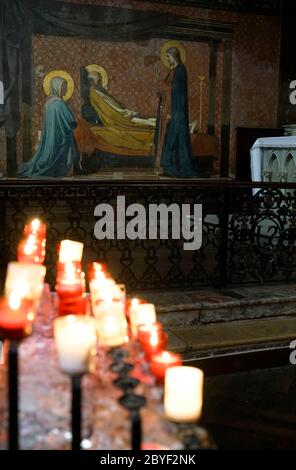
[175,423,203,450]
[71,375,82,451]
[110,361,134,375]
[108,347,129,361]
[113,376,140,392]
[8,340,19,450]
[119,393,146,451]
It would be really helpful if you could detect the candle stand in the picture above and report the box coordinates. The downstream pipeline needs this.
[8,340,19,450]
[119,393,146,451]
[176,423,203,450]
[71,375,83,451]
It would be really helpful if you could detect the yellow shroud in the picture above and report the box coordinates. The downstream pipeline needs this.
[89,89,154,156]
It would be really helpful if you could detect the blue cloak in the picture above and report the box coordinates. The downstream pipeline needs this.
[18,97,78,178]
[160,63,199,178]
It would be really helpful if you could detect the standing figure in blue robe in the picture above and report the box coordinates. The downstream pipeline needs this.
[155,47,207,178]
[18,77,78,178]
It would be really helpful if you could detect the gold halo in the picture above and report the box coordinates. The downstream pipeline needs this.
[160,40,186,69]
[43,70,74,101]
[85,64,109,89]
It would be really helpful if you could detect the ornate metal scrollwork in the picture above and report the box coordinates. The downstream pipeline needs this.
[0,181,295,291]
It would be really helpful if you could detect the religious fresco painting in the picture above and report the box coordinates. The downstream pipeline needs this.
[0,0,281,180]
[21,38,213,179]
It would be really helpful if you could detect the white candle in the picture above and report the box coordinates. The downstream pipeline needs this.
[54,315,96,375]
[96,313,128,347]
[130,302,156,337]
[90,277,115,305]
[164,366,204,423]
[94,298,128,347]
[59,240,84,263]
[5,262,46,306]
[93,298,125,321]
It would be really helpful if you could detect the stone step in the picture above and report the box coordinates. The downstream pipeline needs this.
[166,315,296,358]
[133,283,296,328]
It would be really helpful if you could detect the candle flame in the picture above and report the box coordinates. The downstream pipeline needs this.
[93,263,103,275]
[24,234,36,255]
[162,351,171,362]
[131,298,139,308]
[27,312,35,322]
[31,218,41,231]
[8,292,21,310]
[150,329,159,347]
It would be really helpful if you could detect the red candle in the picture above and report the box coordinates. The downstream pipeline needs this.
[88,262,108,282]
[18,235,46,264]
[150,350,182,382]
[24,218,46,239]
[0,295,34,340]
[56,262,86,315]
[138,322,163,345]
[140,328,168,359]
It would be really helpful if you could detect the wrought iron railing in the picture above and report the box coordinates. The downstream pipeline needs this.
[0,179,296,291]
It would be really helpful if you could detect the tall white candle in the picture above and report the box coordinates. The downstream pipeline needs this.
[96,315,128,347]
[5,262,46,306]
[59,240,84,263]
[95,301,128,347]
[54,315,96,375]
[164,366,204,423]
[93,299,125,321]
[90,277,115,305]
[130,302,156,337]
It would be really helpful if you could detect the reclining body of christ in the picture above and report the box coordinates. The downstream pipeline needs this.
[75,68,156,160]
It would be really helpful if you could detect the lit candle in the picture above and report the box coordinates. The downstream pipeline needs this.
[150,351,182,381]
[93,296,128,344]
[24,218,46,238]
[140,328,168,358]
[5,262,46,315]
[54,315,96,375]
[56,262,86,315]
[92,298,125,320]
[0,293,34,339]
[96,313,128,348]
[59,240,84,263]
[137,322,163,345]
[18,234,46,264]
[90,276,115,305]
[164,366,204,423]
[130,302,156,337]
[88,262,108,282]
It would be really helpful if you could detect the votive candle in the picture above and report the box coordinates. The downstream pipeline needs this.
[96,313,128,347]
[5,262,46,314]
[54,315,96,375]
[164,366,204,423]
[150,351,182,381]
[59,240,84,263]
[24,218,46,238]
[18,234,46,264]
[56,262,86,315]
[130,302,156,337]
[0,293,34,339]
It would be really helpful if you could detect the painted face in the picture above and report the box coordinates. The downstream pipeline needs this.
[61,80,68,97]
[166,53,175,67]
